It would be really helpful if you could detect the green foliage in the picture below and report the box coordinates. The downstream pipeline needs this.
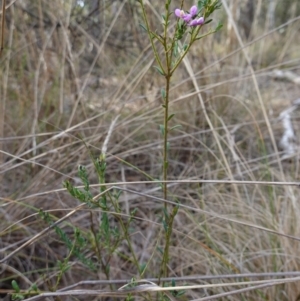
[11,281,40,300]
[153,65,165,76]
[175,20,187,41]
[169,124,182,131]
[63,180,93,207]
[139,23,147,31]
[39,208,96,271]
[11,294,24,301]
[11,280,20,293]
[159,124,165,136]
[60,151,141,291]
[167,114,175,121]
[11,280,24,300]
[161,88,166,99]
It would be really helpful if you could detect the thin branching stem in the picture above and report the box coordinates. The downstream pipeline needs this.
[139,1,165,75]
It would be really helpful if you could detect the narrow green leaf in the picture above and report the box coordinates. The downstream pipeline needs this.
[12,280,20,293]
[64,180,75,197]
[161,88,166,99]
[173,41,178,57]
[78,165,89,191]
[205,19,213,24]
[153,65,165,76]
[163,207,169,219]
[164,160,169,169]
[139,23,147,32]
[215,22,223,31]
[157,246,163,254]
[159,124,165,136]
[167,114,175,121]
[167,142,170,152]
[163,220,168,232]
[149,31,164,43]
[170,124,182,131]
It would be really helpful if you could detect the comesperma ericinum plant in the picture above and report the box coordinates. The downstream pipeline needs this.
[138,0,222,282]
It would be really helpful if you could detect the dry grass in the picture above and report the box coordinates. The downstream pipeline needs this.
[1,0,300,300]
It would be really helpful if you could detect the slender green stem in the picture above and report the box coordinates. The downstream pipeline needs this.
[160,205,177,280]
[139,1,165,75]
[163,75,170,203]
[162,0,171,203]
[159,0,174,284]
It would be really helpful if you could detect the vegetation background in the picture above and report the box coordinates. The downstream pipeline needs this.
[1,0,300,300]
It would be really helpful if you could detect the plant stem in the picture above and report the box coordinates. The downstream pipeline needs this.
[163,82,171,202]
[159,0,178,284]
[139,1,165,75]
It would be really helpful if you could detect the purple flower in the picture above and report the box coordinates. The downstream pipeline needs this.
[175,9,186,18]
[175,8,192,22]
[175,5,204,27]
[183,13,192,22]
[189,5,198,17]
[189,17,205,26]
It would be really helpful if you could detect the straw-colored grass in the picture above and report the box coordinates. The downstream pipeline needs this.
[1,0,300,300]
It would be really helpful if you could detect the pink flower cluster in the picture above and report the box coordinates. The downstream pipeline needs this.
[175,5,204,26]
